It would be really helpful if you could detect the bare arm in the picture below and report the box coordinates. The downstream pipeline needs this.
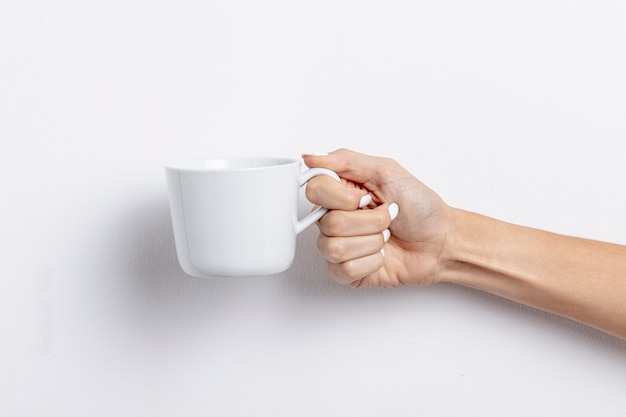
[440,208,626,339]
[303,149,626,340]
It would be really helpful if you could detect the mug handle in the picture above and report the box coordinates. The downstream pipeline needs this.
[295,167,341,234]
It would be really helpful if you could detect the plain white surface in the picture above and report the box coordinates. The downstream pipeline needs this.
[1,1,626,416]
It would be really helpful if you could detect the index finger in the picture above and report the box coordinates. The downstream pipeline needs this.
[303,149,395,187]
[305,175,371,211]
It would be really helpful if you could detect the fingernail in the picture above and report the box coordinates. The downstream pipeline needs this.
[382,229,391,243]
[388,203,399,221]
[302,152,329,157]
[359,194,372,208]
[380,248,385,257]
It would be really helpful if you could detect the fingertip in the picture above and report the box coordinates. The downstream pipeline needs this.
[302,152,334,169]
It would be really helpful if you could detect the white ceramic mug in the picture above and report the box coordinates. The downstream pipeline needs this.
[165,157,339,277]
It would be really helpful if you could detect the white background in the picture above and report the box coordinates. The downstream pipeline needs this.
[2,1,626,416]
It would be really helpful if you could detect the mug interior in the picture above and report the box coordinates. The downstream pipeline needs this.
[167,157,298,171]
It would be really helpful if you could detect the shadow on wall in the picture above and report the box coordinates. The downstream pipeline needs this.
[114,192,362,323]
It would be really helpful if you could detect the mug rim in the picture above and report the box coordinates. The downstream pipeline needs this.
[165,156,300,172]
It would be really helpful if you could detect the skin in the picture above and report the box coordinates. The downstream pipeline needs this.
[303,149,626,340]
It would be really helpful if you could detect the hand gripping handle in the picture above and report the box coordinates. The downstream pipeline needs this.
[295,167,341,234]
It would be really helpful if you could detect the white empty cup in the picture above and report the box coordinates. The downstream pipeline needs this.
[165,157,339,277]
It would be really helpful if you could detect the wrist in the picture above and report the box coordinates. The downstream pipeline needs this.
[435,207,470,285]
[436,208,513,288]
[436,208,544,306]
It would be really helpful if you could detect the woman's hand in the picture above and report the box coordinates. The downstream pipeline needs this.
[303,149,451,288]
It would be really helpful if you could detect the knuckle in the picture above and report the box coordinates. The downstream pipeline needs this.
[340,259,363,281]
[327,263,349,286]
[325,238,346,263]
[319,211,346,236]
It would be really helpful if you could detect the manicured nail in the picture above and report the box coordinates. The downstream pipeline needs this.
[302,152,329,157]
[380,248,385,257]
[359,194,372,208]
[382,229,391,243]
[388,203,399,221]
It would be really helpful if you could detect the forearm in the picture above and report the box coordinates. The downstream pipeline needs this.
[438,208,626,339]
